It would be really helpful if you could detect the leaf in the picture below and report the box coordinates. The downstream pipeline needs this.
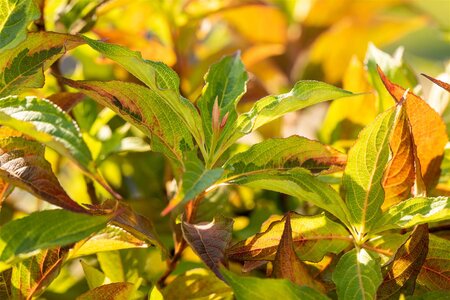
[0,96,93,172]
[224,135,346,177]
[422,74,450,93]
[332,248,383,300]
[0,269,11,299]
[10,248,68,299]
[231,168,351,228]
[382,105,415,209]
[97,251,125,283]
[0,0,40,50]
[0,209,108,265]
[163,268,232,300]
[181,215,233,280]
[378,66,448,191]
[61,79,193,172]
[76,282,135,300]
[221,268,328,300]
[377,224,429,299]
[197,53,248,149]
[227,212,351,263]
[372,197,450,233]
[343,105,398,234]
[0,136,86,212]
[220,81,355,151]
[0,32,83,97]
[47,92,85,112]
[417,234,450,290]
[81,260,107,289]
[272,213,322,291]
[82,37,204,146]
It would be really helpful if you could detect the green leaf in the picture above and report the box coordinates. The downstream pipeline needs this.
[332,248,383,300]
[197,53,248,149]
[377,224,429,299]
[11,248,67,299]
[60,79,193,172]
[372,197,450,233]
[224,135,346,177]
[82,37,204,148]
[220,80,355,151]
[221,268,328,300]
[0,136,86,212]
[0,32,83,97]
[97,251,125,283]
[227,212,351,263]
[181,215,233,280]
[0,96,93,171]
[231,168,351,227]
[0,209,108,265]
[163,268,232,300]
[417,235,450,290]
[343,105,398,235]
[76,282,135,300]
[0,0,40,50]
[81,260,107,289]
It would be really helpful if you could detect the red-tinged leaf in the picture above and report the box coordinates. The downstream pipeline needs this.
[76,282,135,300]
[47,92,85,112]
[0,179,11,209]
[0,136,86,212]
[0,269,12,299]
[417,235,450,290]
[377,224,429,299]
[377,66,448,191]
[181,216,234,280]
[11,248,68,299]
[272,213,323,291]
[227,213,351,263]
[422,74,450,93]
[382,105,415,209]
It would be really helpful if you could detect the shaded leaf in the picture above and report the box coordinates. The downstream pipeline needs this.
[82,37,204,146]
[378,66,448,191]
[224,135,346,177]
[0,209,108,265]
[0,269,11,299]
[0,96,93,171]
[227,212,351,263]
[0,136,86,212]
[343,105,398,234]
[47,92,85,112]
[417,235,450,290]
[11,248,68,299]
[181,215,233,280]
[221,268,328,300]
[163,268,232,300]
[61,79,193,172]
[372,197,450,233]
[422,74,450,93]
[332,248,382,300]
[0,32,83,97]
[377,224,429,299]
[272,213,322,291]
[231,168,351,228]
[0,0,40,50]
[76,282,135,300]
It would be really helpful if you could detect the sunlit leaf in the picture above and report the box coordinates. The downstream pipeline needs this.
[0,96,93,172]
[0,210,108,265]
[332,248,382,300]
[76,282,135,300]
[377,224,429,299]
[182,215,233,280]
[227,212,351,263]
[221,268,328,300]
[417,234,450,290]
[81,260,107,289]
[372,197,450,233]
[0,32,83,97]
[0,0,40,50]
[343,105,398,234]
[11,248,68,299]
[224,135,346,177]
[422,74,450,93]
[378,66,448,191]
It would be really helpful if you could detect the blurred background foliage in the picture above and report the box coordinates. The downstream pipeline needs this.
[2,0,450,298]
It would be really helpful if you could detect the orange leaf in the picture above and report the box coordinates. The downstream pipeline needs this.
[422,74,450,93]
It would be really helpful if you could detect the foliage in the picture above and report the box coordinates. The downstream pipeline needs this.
[1,0,450,299]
